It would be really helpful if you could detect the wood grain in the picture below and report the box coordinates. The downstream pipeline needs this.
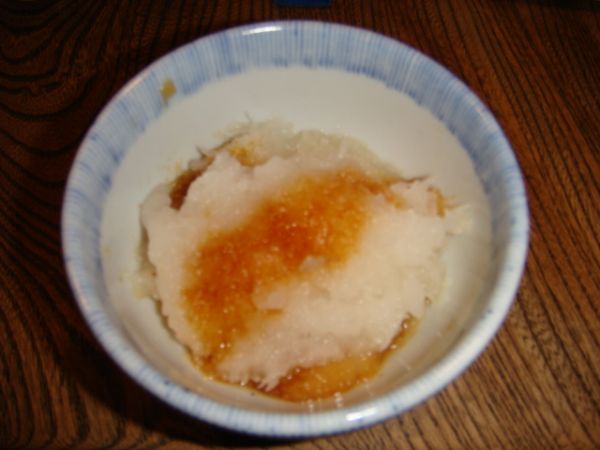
[1,0,599,448]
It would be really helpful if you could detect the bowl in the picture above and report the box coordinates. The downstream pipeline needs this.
[62,21,529,437]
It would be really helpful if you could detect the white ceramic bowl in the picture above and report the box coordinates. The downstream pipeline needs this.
[62,21,529,437]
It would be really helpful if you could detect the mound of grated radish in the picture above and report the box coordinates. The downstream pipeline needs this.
[140,121,461,401]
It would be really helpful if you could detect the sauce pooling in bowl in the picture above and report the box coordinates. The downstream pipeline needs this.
[181,167,411,400]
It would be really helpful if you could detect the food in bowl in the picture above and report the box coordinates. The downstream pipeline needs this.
[138,120,467,401]
[63,20,528,437]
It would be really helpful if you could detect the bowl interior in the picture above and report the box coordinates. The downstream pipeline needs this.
[63,21,528,435]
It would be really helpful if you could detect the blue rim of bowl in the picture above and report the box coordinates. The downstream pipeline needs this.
[62,20,529,437]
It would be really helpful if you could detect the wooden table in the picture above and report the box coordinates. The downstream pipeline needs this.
[1,1,598,448]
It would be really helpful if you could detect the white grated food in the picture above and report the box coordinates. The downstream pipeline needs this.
[140,120,463,392]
